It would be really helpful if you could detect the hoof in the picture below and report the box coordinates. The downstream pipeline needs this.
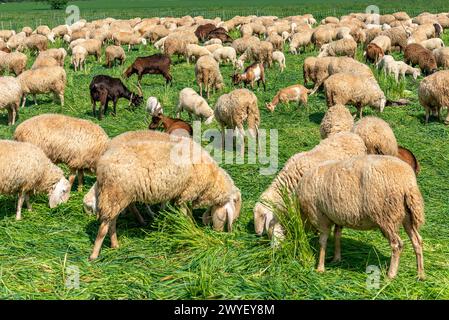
[316,266,325,273]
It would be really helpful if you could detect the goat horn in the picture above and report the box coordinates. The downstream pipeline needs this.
[132,83,143,96]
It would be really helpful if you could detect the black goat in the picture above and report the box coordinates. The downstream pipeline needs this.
[124,53,172,87]
[89,75,143,120]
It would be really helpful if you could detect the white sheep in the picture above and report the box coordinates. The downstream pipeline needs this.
[71,45,88,71]
[145,96,163,116]
[0,76,22,125]
[420,38,444,50]
[195,55,224,99]
[185,43,212,64]
[176,88,214,124]
[212,46,237,66]
[272,50,286,72]
[0,140,71,220]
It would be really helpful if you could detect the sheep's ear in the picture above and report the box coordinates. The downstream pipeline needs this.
[225,201,236,232]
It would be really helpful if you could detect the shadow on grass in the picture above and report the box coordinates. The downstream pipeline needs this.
[308,111,324,124]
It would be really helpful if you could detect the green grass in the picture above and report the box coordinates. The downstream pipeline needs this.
[1,1,449,300]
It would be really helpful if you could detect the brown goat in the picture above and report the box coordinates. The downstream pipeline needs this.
[404,43,437,75]
[124,53,172,87]
[149,111,193,136]
[232,62,266,91]
[397,146,420,175]
[195,23,217,42]
[364,43,384,64]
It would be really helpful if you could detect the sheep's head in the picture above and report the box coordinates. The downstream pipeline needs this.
[48,177,71,209]
[373,95,387,112]
[253,202,273,236]
[266,102,276,112]
[83,183,98,215]
[208,188,242,232]
[317,44,329,58]
[412,68,421,79]
[130,84,144,107]
[231,73,243,85]
[149,114,162,130]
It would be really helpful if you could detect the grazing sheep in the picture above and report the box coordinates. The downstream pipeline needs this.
[214,88,260,155]
[254,132,367,241]
[272,51,286,72]
[71,45,88,71]
[21,27,33,36]
[364,42,384,64]
[195,55,224,99]
[0,140,71,220]
[420,38,444,50]
[352,116,398,156]
[370,35,392,53]
[377,55,421,81]
[319,104,354,139]
[0,51,27,75]
[31,55,59,70]
[113,31,147,51]
[6,32,27,51]
[266,32,283,51]
[124,53,172,87]
[213,46,237,66]
[0,76,22,125]
[89,139,242,260]
[105,45,126,67]
[231,36,260,55]
[176,87,214,124]
[297,155,425,280]
[21,34,48,52]
[146,96,163,116]
[18,66,66,107]
[324,72,386,118]
[289,30,313,54]
[0,30,15,41]
[318,37,357,58]
[398,146,420,174]
[205,43,223,54]
[40,48,67,67]
[418,70,449,124]
[312,26,335,48]
[433,47,449,68]
[266,84,308,112]
[380,27,408,52]
[185,43,212,64]
[404,43,437,75]
[79,39,102,61]
[302,56,318,85]
[154,36,167,51]
[14,114,110,191]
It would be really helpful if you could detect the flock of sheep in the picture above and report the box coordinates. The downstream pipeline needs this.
[1,9,449,281]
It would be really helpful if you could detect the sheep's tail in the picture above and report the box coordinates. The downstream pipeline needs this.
[404,186,425,230]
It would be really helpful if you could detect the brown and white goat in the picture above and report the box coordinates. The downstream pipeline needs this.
[149,108,193,137]
[232,62,266,91]
[266,84,309,112]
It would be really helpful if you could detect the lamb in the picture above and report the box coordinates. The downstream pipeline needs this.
[88,139,242,260]
[433,47,449,69]
[0,140,71,220]
[317,37,357,58]
[146,96,163,116]
[272,51,286,72]
[418,70,449,124]
[319,104,354,139]
[214,88,260,155]
[377,55,421,81]
[185,43,212,64]
[253,132,367,242]
[352,116,399,156]
[31,55,59,70]
[364,42,384,64]
[176,87,214,124]
[195,55,224,99]
[404,43,438,75]
[71,45,88,71]
[420,38,444,50]
[0,51,27,75]
[296,155,425,280]
[14,114,110,191]
[265,84,308,112]
[212,46,237,66]
[154,36,167,51]
[105,45,126,68]
[18,66,66,107]
[324,72,386,118]
[0,76,22,125]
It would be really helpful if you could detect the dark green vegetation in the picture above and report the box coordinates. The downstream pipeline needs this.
[0,1,449,300]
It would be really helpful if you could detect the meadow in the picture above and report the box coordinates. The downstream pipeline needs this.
[0,1,449,300]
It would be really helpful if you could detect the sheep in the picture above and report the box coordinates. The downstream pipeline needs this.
[312,26,335,48]
[105,45,126,68]
[378,55,421,81]
[212,46,237,66]
[380,27,408,52]
[420,38,444,50]
[205,43,223,54]
[14,113,110,191]
[176,87,214,124]
[204,38,222,45]
[146,96,163,116]
[79,39,102,61]
[20,34,48,52]
[265,84,308,112]
[18,66,66,107]
[352,116,399,156]
[319,104,354,139]
[113,31,147,51]
[231,36,260,55]
[302,56,318,85]
[0,51,27,75]
[22,27,33,36]
[40,48,67,67]
[6,32,27,51]
[154,36,167,51]
[0,140,71,220]
[0,76,22,125]
[253,132,367,242]
[370,35,392,53]
[266,32,283,51]
[324,72,386,118]
[88,139,242,260]
[195,55,224,99]
[296,155,425,280]
[232,62,266,91]
[317,37,357,58]
[433,47,449,68]
[272,51,286,72]
[185,43,212,64]
[418,70,449,124]
[244,40,273,67]
[31,55,59,70]
[214,88,260,155]
[364,42,384,64]
[404,43,438,75]
[0,30,15,41]
[71,45,88,71]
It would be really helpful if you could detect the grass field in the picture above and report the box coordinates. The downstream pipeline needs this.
[1,1,449,300]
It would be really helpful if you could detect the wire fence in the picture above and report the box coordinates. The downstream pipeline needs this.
[0,7,448,30]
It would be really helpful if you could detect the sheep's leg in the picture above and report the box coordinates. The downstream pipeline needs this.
[77,169,84,192]
[179,203,193,219]
[199,83,203,97]
[25,193,32,211]
[108,217,119,249]
[129,204,146,226]
[425,109,430,124]
[16,191,26,221]
[332,225,342,262]
[21,95,26,108]
[92,99,97,117]
[59,92,64,107]
[7,108,12,126]
[403,216,425,280]
[383,230,404,279]
[89,220,110,261]
[237,125,245,156]
[112,99,117,116]
[317,228,331,273]
[33,95,37,105]
[68,169,76,191]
